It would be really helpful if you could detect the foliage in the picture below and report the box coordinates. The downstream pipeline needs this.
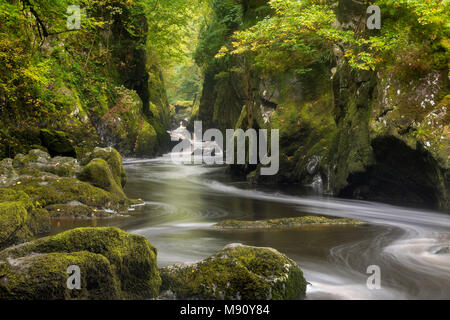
[216,0,449,74]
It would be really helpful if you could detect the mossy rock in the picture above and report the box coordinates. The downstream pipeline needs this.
[45,203,94,218]
[39,129,77,158]
[0,188,33,207]
[78,158,126,199]
[81,147,126,187]
[12,174,122,210]
[12,149,79,178]
[160,243,306,300]
[0,158,14,175]
[27,208,51,236]
[45,202,113,219]
[214,216,364,229]
[0,190,50,249]
[0,202,32,249]
[0,251,120,300]
[12,149,50,168]
[2,150,128,217]
[0,227,161,299]
[135,121,158,156]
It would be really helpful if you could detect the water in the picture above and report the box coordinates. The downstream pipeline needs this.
[52,155,450,300]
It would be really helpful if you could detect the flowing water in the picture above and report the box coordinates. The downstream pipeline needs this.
[52,155,450,300]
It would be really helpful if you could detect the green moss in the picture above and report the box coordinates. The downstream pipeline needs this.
[78,158,126,199]
[0,190,50,248]
[45,203,94,218]
[81,147,126,187]
[160,243,306,300]
[135,121,158,156]
[0,201,31,249]
[27,208,51,236]
[13,175,121,209]
[0,251,120,300]
[0,189,33,207]
[0,227,161,299]
[215,216,364,229]
[12,149,79,178]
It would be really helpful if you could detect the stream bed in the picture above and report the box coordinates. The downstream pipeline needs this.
[51,155,450,300]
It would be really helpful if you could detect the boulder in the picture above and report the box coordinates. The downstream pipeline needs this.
[160,243,307,300]
[0,251,119,300]
[0,148,131,220]
[0,189,50,250]
[214,216,364,229]
[12,149,80,178]
[0,227,161,299]
[81,147,127,187]
[78,158,126,199]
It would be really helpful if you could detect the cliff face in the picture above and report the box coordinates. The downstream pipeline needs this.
[195,0,449,210]
[0,0,170,159]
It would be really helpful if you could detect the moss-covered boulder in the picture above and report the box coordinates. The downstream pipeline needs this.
[81,147,126,187]
[214,216,364,229]
[78,158,126,199]
[12,149,80,178]
[0,251,120,300]
[39,129,77,158]
[160,243,306,300]
[0,189,51,249]
[1,148,132,219]
[45,202,109,219]
[0,227,161,299]
[12,174,123,209]
[0,202,32,249]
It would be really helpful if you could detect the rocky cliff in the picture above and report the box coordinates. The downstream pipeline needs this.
[194,0,449,211]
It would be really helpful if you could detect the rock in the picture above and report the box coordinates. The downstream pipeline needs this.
[0,227,161,299]
[0,148,132,224]
[78,158,126,199]
[0,202,32,249]
[134,121,158,157]
[13,149,50,167]
[214,216,364,229]
[13,174,115,206]
[0,251,120,300]
[434,246,450,255]
[12,149,80,178]
[160,243,306,300]
[0,189,50,249]
[39,129,77,158]
[81,147,127,187]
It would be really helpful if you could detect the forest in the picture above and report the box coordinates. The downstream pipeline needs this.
[0,0,448,302]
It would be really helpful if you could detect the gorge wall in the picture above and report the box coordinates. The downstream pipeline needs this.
[0,0,171,160]
[194,0,449,211]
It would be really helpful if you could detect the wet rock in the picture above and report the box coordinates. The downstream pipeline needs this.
[81,147,127,187]
[1,148,132,227]
[12,149,80,178]
[0,189,50,250]
[434,246,450,255]
[78,158,126,199]
[0,227,161,300]
[214,216,364,229]
[160,243,306,300]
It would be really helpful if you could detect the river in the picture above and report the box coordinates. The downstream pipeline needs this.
[51,154,450,300]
